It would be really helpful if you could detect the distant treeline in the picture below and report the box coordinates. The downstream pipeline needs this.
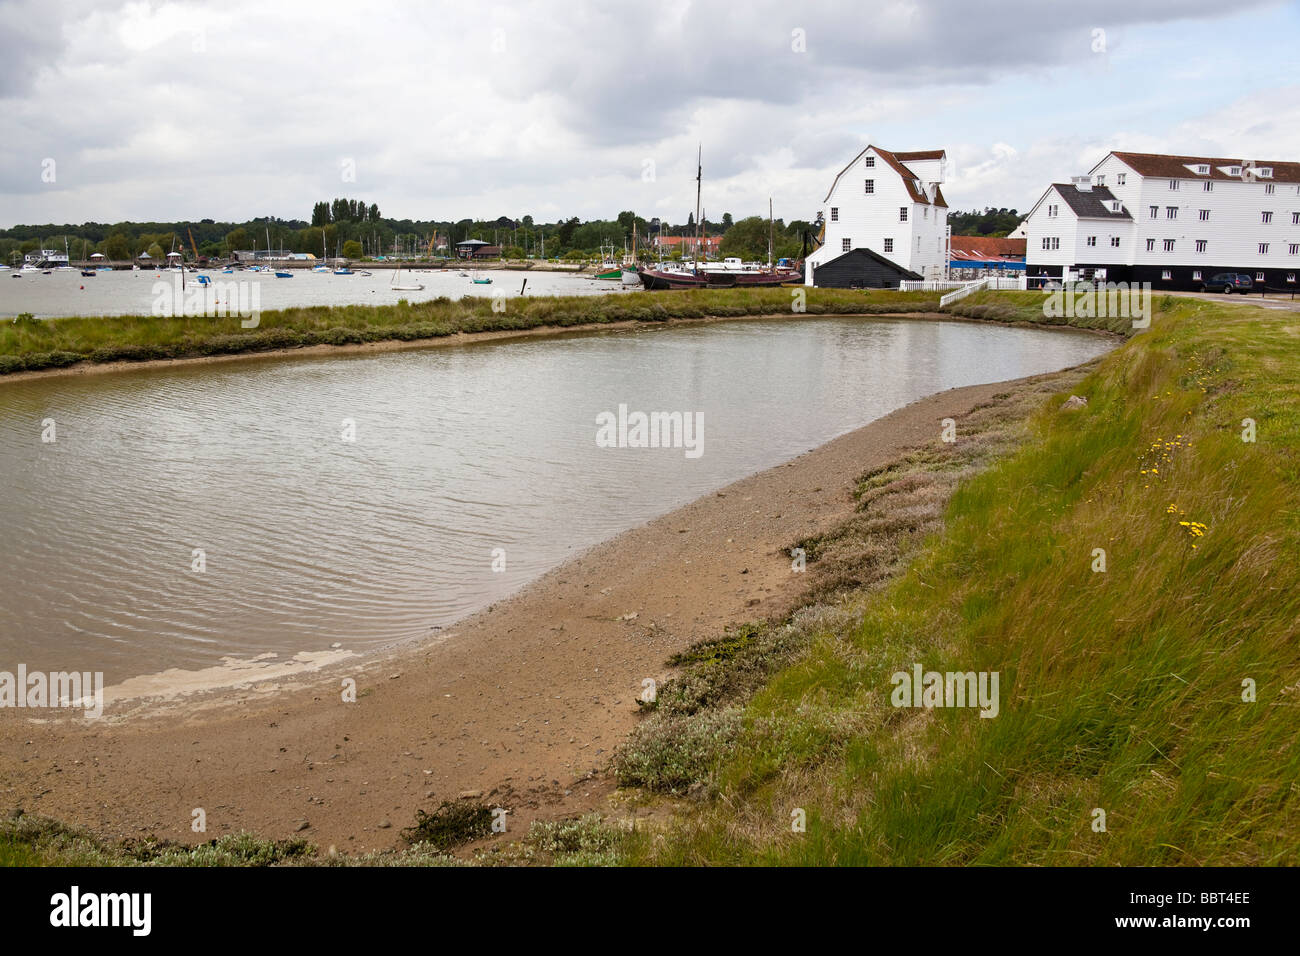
[0,199,1013,263]
[947,207,1023,237]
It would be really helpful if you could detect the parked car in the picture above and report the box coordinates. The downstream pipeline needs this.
[1200,273,1254,294]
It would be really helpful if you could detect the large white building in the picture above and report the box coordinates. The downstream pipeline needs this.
[1025,151,1300,291]
[805,145,949,286]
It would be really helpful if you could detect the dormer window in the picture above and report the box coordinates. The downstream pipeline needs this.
[1230,166,1242,176]
[1110,201,1121,212]
[1258,167,1273,178]
[1196,165,1209,175]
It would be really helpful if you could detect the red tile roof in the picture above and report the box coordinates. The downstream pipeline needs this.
[949,235,1025,261]
[1108,151,1300,184]
[893,150,946,162]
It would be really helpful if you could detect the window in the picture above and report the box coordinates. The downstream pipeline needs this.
[864,179,874,194]
[1047,204,1059,218]
[1262,211,1274,223]
[899,207,908,222]
[1290,244,1299,255]
[1149,205,1159,219]
[1164,239,1176,252]
[1293,213,1300,225]
[830,207,838,222]
[1255,272,1264,281]
[1086,236,1097,247]
[1265,183,1275,195]
[1110,236,1121,247]
[1166,206,1178,219]
[865,156,875,168]
[1041,237,1059,250]
[916,236,922,251]
[1199,209,1210,221]
[1288,273,1296,283]
[1169,179,1179,190]
[1204,181,1213,192]
[1110,200,1122,212]
[1192,270,1202,281]
[1196,164,1209,175]
[842,238,851,252]
[1259,243,1270,254]
[1259,167,1273,177]
[1146,238,1156,252]
[923,207,929,219]
[1095,175,1105,186]
[1116,173,1126,185]
[1195,240,1207,253]
[1162,270,1172,280]
[883,238,893,253]
[1230,166,1241,175]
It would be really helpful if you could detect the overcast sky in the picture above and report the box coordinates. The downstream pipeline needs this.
[2,0,1298,228]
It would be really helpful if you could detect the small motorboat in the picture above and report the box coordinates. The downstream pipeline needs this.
[81,270,96,277]
[333,267,353,275]
[275,271,293,278]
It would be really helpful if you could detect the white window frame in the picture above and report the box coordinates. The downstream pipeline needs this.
[1116,173,1126,185]
[1110,236,1120,248]
[1199,209,1210,221]
[1259,243,1269,255]
[1195,240,1207,253]
[1164,239,1176,252]
[830,207,838,222]
[842,238,852,252]
[883,238,893,253]
[1086,236,1097,247]
[1166,206,1178,219]
[899,207,908,222]
[1169,179,1180,190]
[864,179,874,194]
[1192,270,1202,281]
[1262,211,1273,223]
[864,156,875,168]
[1161,270,1172,280]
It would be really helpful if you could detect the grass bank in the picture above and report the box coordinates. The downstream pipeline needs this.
[0,288,947,376]
[611,294,1299,865]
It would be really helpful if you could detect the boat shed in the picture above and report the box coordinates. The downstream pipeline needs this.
[454,239,499,260]
[808,247,922,289]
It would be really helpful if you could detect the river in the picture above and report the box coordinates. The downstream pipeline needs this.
[0,315,1111,687]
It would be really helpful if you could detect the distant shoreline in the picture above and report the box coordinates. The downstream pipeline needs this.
[0,305,1120,385]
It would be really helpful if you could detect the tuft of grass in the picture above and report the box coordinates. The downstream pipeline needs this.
[402,801,495,851]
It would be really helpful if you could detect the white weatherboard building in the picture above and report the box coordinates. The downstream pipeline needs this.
[1025,151,1300,291]
[805,146,949,287]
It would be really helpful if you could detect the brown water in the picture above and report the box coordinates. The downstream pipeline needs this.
[0,316,1112,686]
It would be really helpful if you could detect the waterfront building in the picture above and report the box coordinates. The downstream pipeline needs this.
[805,145,950,287]
[1024,151,1300,291]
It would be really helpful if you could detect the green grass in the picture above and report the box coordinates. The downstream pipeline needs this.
[0,286,1134,377]
[619,294,1300,865]
[0,288,953,375]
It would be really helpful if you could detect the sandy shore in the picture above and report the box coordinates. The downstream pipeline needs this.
[0,368,1082,853]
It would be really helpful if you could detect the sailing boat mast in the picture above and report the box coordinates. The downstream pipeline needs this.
[693,145,702,274]
[768,197,774,270]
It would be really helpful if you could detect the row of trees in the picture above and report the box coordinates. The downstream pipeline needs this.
[8,200,999,264]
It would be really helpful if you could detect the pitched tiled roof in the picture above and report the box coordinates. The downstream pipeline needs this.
[1052,184,1132,220]
[893,149,946,162]
[1108,151,1300,184]
[949,235,1025,261]
[823,145,946,205]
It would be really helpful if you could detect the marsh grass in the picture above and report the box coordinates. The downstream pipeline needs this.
[0,288,949,374]
[618,295,1300,865]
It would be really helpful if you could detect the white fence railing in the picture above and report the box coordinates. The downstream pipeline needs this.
[986,275,1027,291]
[939,277,989,307]
[899,279,968,292]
